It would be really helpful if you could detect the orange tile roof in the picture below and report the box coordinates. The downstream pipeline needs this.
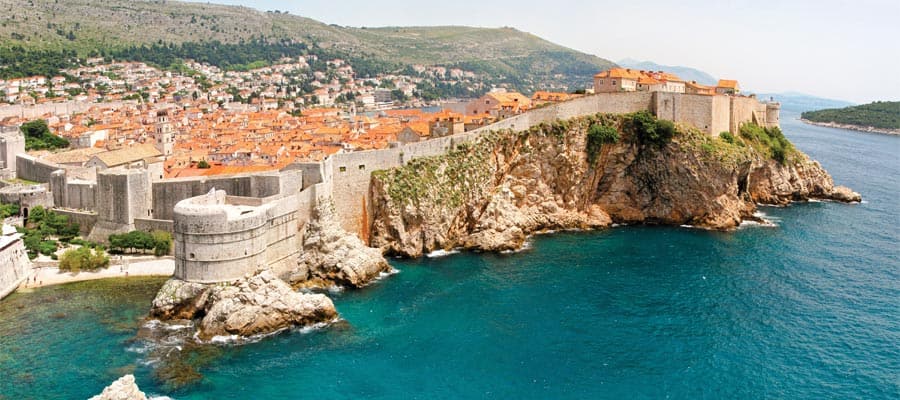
[717,79,739,89]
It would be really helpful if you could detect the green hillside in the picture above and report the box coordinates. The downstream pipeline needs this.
[0,0,615,91]
[801,101,900,130]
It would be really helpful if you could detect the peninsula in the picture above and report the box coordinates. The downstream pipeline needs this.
[801,101,900,135]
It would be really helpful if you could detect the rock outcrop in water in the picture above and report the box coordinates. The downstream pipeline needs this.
[89,375,147,400]
[150,270,337,341]
[290,201,393,289]
[370,113,860,257]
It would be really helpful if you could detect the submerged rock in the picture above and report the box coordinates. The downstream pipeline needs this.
[290,201,392,288]
[149,270,337,341]
[89,374,147,400]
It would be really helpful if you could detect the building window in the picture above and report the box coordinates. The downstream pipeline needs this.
[190,253,195,259]
[612,80,616,85]
[339,166,347,172]
[358,165,365,170]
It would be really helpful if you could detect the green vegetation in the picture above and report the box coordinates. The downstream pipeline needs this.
[197,160,211,169]
[0,0,615,92]
[372,134,495,209]
[627,111,676,147]
[739,123,796,164]
[586,123,620,164]
[374,114,622,208]
[801,101,900,130]
[18,206,80,259]
[58,246,110,272]
[20,119,69,151]
[0,45,77,79]
[108,230,173,257]
[719,131,736,144]
[0,203,19,219]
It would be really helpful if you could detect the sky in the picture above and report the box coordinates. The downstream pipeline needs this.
[187,0,899,103]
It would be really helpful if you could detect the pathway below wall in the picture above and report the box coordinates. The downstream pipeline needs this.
[17,257,174,289]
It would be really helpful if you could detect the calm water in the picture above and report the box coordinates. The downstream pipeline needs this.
[0,113,897,399]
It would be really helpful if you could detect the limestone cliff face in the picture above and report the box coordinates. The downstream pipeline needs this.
[149,270,337,341]
[370,115,859,257]
[290,201,393,289]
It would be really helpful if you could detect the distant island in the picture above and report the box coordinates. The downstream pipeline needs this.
[801,101,900,135]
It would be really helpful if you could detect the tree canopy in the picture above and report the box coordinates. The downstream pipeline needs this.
[801,101,900,130]
[20,119,69,151]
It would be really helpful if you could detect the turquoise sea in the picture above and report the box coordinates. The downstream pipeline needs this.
[0,112,897,399]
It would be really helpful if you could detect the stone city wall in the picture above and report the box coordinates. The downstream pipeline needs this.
[326,91,657,237]
[0,184,54,211]
[165,91,781,282]
[16,154,63,183]
[0,101,135,120]
[172,190,300,283]
[52,209,98,236]
[88,168,152,242]
[0,129,25,172]
[134,218,174,233]
[0,235,30,300]
[150,172,289,221]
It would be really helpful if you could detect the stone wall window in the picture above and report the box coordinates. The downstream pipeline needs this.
[339,166,347,172]
[358,165,365,170]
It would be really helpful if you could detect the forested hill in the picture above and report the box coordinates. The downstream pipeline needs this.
[0,0,615,92]
[801,102,900,131]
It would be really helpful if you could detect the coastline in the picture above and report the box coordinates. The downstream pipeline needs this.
[799,118,900,136]
[16,257,174,290]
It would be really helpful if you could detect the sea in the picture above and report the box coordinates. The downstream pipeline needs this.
[0,111,897,399]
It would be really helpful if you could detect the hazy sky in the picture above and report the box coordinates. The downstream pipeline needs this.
[188,0,899,103]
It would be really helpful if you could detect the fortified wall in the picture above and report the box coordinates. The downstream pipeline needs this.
[172,189,301,283]
[325,92,779,236]
[0,126,24,178]
[0,225,30,300]
[2,92,778,284]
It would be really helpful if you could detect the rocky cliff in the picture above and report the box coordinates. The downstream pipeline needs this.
[290,201,393,289]
[370,113,859,257]
[150,270,337,341]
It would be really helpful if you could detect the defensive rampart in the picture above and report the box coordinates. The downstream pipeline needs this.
[0,229,30,300]
[166,91,780,282]
[16,154,63,183]
[172,189,300,283]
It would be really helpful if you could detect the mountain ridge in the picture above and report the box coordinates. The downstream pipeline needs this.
[0,0,615,91]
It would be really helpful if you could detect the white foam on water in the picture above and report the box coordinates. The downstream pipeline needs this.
[501,240,533,254]
[327,285,345,294]
[295,320,335,334]
[426,249,460,258]
[740,210,779,228]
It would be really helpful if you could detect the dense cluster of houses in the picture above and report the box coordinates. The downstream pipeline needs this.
[1,58,748,180]
[593,67,740,96]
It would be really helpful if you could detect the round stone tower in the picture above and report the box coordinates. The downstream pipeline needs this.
[172,189,269,283]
